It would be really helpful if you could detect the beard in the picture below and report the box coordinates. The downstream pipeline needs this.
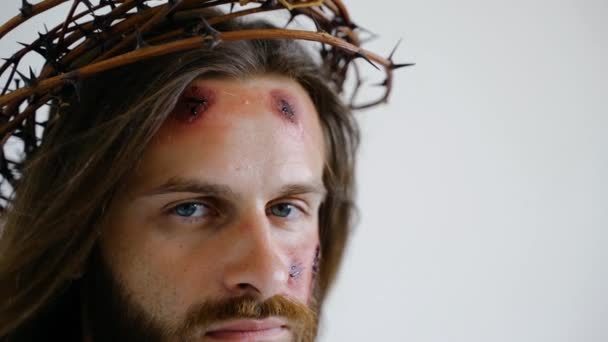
[81,249,320,342]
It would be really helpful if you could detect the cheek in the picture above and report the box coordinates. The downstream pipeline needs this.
[100,206,210,323]
[286,233,321,299]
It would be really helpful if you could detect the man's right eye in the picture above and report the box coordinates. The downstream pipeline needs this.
[172,203,208,218]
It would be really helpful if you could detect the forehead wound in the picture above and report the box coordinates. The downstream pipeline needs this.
[270,89,301,123]
[169,84,305,126]
[170,85,216,124]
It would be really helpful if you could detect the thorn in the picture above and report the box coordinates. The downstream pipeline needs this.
[372,79,389,87]
[17,42,29,49]
[28,67,36,82]
[99,0,117,9]
[261,0,278,9]
[355,24,376,35]
[20,0,33,18]
[198,16,221,49]
[391,62,415,70]
[284,12,297,28]
[388,38,402,62]
[355,52,379,70]
[37,32,53,48]
[134,0,149,12]
[230,2,235,13]
[353,24,378,45]
[320,43,329,59]
[81,0,95,11]
[134,28,148,49]
[15,67,37,87]
[199,16,220,37]
[14,79,21,89]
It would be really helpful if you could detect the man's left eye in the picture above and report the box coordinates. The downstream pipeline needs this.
[268,203,296,218]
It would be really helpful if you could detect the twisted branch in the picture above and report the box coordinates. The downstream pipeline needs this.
[0,0,412,210]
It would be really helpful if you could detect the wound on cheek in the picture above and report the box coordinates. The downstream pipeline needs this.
[171,85,216,124]
[312,245,320,274]
[289,262,304,280]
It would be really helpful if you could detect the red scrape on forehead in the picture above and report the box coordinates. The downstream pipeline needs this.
[269,88,303,124]
[153,78,314,147]
[169,85,217,125]
[166,82,305,128]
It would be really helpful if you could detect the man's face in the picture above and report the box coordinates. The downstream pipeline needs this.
[87,76,326,341]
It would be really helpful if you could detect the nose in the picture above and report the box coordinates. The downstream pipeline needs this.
[221,211,289,299]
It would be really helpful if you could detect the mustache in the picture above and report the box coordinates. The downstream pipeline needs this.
[177,294,318,341]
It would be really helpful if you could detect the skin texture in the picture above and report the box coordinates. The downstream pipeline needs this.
[91,76,326,341]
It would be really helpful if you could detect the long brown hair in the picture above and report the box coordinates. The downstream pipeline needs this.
[0,17,359,338]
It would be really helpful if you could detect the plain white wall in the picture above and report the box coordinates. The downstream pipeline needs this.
[1,1,607,341]
[322,1,608,342]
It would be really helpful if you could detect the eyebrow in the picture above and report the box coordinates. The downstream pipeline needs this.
[143,177,237,198]
[142,176,326,199]
[275,182,327,199]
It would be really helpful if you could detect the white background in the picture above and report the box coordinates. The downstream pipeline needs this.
[1,1,607,341]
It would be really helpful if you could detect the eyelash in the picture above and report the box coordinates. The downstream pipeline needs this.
[167,201,216,223]
[266,202,304,220]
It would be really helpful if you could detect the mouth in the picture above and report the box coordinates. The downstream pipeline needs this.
[204,318,290,341]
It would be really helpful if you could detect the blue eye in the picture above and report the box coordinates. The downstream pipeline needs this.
[269,203,294,218]
[173,203,207,218]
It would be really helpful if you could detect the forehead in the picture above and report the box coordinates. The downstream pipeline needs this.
[131,75,326,192]
[158,75,321,139]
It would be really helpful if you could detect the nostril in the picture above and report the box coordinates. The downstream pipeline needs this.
[237,283,257,292]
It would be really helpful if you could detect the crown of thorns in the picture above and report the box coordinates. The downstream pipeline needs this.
[0,0,412,209]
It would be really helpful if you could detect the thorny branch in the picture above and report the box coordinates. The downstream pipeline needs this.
[0,0,412,211]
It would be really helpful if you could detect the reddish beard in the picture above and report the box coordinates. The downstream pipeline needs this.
[177,294,318,341]
[83,248,320,342]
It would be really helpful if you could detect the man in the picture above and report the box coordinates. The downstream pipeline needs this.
[0,1,401,341]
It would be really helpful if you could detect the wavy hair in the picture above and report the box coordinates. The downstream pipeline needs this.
[0,16,359,339]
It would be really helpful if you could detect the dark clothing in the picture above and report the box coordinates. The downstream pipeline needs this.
[3,283,82,342]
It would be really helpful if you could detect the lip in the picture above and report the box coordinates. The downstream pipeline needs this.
[204,318,290,341]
